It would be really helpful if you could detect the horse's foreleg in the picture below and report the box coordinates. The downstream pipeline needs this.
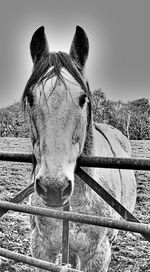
[31,228,60,272]
[80,236,111,272]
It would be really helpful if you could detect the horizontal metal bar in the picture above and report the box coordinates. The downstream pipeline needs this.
[1,152,150,170]
[78,156,150,170]
[0,201,150,237]
[0,152,33,163]
[0,247,81,272]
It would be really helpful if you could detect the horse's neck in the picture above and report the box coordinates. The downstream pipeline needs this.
[82,122,94,156]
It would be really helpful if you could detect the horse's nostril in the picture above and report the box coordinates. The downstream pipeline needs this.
[36,178,47,198]
[61,180,72,199]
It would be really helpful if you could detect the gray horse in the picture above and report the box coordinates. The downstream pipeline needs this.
[22,26,136,271]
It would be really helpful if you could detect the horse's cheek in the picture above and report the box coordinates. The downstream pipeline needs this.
[70,143,80,163]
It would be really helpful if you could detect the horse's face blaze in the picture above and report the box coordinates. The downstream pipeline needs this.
[31,76,89,207]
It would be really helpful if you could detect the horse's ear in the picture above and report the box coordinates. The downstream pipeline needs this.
[30,26,49,63]
[70,26,89,70]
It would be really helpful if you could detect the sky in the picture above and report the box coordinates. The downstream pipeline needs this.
[0,0,150,108]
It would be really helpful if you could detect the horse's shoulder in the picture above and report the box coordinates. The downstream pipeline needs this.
[94,123,131,156]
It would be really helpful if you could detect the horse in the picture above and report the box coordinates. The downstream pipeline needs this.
[22,25,136,272]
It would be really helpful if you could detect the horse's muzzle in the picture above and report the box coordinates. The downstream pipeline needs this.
[35,178,72,207]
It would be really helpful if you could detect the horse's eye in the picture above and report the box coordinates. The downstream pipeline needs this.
[79,94,87,108]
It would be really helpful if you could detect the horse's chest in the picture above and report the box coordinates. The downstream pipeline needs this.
[68,220,107,257]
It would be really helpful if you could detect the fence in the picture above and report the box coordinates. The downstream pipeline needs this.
[0,151,150,271]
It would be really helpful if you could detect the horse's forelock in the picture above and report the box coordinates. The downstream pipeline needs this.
[22,52,91,108]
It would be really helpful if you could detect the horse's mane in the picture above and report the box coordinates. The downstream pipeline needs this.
[22,51,91,107]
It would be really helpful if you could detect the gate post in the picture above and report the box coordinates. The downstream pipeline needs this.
[62,202,70,265]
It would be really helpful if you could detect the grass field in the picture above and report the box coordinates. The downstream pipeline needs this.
[0,138,150,272]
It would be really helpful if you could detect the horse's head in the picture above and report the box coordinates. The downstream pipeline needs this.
[23,26,92,207]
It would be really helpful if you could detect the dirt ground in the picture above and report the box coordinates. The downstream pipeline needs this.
[0,138,150,272]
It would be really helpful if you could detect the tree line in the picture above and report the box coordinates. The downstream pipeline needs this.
[93,89,150,140]
[0,102,29,137]
[0,91,150,140]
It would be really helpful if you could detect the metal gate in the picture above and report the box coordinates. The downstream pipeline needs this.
[0,151,150,271]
